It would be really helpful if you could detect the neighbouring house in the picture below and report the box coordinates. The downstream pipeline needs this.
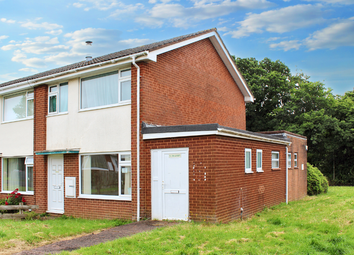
[0,28,307,223]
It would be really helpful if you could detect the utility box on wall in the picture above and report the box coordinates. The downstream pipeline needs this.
[65,177,76,198]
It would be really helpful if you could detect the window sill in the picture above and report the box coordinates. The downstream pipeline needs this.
[272,168,281,171]
[79,101,131,113]
[47,112,69,118]
[2,117,33,124]
[1,191,34,195]
[78,195,131,201]
[245,170,254,174]
[256,169,264,173]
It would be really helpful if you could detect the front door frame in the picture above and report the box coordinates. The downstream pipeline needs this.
[47,154,64,214]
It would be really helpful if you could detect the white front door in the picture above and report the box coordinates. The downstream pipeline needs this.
[151,148,189,221]
[48,154,64,213]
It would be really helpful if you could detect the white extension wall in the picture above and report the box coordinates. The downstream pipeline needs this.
[46,78,131,153]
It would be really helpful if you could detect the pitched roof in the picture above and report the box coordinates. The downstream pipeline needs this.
[0,28,216,88]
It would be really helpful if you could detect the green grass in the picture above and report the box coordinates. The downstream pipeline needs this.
[0,216,131,252]
[64,187,354,254]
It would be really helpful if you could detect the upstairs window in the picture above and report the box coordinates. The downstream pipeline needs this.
[80,69,131,110]
[288,153,292,168]
[272,151,280,169]
[48,83,68,114]
[3,91,34,122]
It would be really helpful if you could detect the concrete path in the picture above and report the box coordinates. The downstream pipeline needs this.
[15,221,175,255]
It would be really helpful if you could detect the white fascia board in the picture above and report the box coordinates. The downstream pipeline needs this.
[0,52,152,96]
[150,31,254,103]
[143,130,218,140]
[143,128,291,145]
[281,133,307,141]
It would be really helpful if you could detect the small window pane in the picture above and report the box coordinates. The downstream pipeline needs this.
[121,155,131,162]
[59,83,68,112]
[50,86,57,92]
[27,99,34,117]
[121,166,131,195]
[27,166,34,191]
[49,95,57,113]
[246,151,251,169]
[27,91,34,98]
[4,93,26,121]
[120,69,131,78]
[120,80,131,101]
[257,152,262,168]
[272,153,279,159]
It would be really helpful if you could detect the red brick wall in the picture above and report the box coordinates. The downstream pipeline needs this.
[287,135,307,201]
[33,85,48,212]
[141,135,286,223]
[139,38,246,129]
[214,136,286,223]
[62,154,133,219]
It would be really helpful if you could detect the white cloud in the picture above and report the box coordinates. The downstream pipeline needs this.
[1,18,16,24]
[46,29,63,36]
[218,26,228,32]
[305,17,354,50]
[226,4,324,38]
[136,0,273,28]
[266,37,281,42]
[1,28,154,69]
[21,21,63,30]
[149,0,157,3]
[270,40,301,51]
[108,3,144,18]
[0,73,19,83]
[73,0,120,11]
[19,68,38,73]
[0,35,9,41]
[304,0,353,5]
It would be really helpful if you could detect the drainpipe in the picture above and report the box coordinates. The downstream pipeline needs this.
[131,56,140,222]
[286,146,288,204]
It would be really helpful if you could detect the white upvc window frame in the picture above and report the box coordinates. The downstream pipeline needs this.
[245,148,253,174]
[272,151,280,169]
[1,156,34,195]
[2,91,34,123]
[294,153,298,168]
[48,83,68,115]
[79,68,131,111]
[256,149,263,172]
[78,151,132,201]
[288,153,292,168]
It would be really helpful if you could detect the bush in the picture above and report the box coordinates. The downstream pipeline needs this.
[5,188,26,205]
[307,163,329,195]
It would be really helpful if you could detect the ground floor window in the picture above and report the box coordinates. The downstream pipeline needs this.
[80,152,131,199]
[2,157,33,194]
[272,151,280,169]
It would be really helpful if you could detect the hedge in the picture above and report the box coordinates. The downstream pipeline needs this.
[307,163,329,196]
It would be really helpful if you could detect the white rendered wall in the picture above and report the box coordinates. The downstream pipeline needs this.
[47,78,131,153]
[0,97,34,157]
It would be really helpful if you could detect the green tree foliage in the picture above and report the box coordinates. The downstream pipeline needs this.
[235,57,354,185]
[307,163,329,195]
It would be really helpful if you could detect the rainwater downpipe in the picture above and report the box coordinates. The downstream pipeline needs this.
[286,146,289,204]
[131,56,140,222]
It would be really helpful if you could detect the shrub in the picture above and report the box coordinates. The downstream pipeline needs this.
[307,163,329,195]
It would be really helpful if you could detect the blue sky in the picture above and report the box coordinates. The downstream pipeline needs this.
[0,0,353,95]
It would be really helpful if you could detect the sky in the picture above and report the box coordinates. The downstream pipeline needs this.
[0,0,353,95]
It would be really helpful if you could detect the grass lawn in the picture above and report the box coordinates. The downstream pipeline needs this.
[64,187,354,255]
[0,216,130,254]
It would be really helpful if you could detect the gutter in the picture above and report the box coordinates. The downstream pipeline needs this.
[0,51,150,95]
[131,56,141,222]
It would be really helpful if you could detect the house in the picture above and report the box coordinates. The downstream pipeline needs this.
[0,28,307,223]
